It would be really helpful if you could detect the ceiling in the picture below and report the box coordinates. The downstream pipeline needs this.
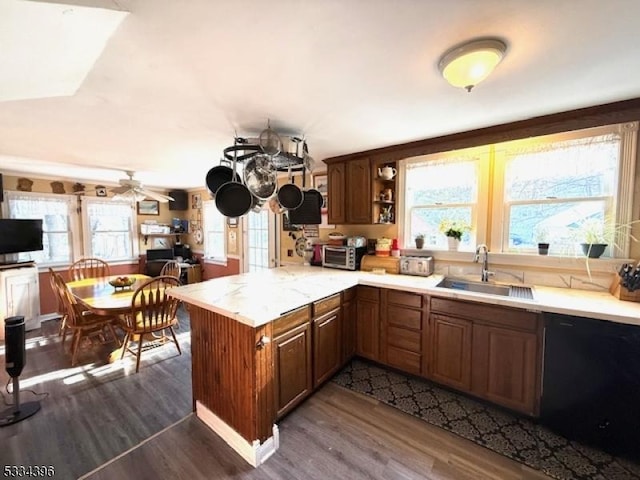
[2,0,640,191]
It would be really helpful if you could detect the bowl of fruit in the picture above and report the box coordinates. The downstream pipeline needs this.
[108,276,135,290]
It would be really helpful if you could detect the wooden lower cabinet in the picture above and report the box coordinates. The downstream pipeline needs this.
[274,322,312,419]
[381,289,424,376]
[356,287,380,361]
[342,290,357,363]
[429,313,472,391]
[472,324,539,415]
[313,307,342,387]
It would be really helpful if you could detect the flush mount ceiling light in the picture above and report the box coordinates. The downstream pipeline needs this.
[438,38,507,92]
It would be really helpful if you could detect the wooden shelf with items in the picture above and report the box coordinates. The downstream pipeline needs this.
[142,233,183,246]
[372,159,397,225]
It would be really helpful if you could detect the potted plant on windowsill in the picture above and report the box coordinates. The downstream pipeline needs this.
[439,220,469,251]
[576,218,610,259]
[535,226,550,255]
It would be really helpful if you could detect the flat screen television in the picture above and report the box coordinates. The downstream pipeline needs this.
[0,219,44,255]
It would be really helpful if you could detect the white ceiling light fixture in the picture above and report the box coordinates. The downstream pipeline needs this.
[438,38,507,92]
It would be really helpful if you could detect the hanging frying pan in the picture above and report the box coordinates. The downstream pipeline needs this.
[277,165,303,210]
[215,143,253,217]
[206,159,234,196]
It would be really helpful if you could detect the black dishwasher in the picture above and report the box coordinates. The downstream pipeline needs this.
[541,313,640,461]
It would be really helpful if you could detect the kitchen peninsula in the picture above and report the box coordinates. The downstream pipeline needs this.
[168,265,640,466]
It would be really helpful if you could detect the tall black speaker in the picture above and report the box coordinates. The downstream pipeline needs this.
[0,316,41,427]
[168,190,188,211]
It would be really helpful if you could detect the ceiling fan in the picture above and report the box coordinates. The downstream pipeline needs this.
[110,171,174,203]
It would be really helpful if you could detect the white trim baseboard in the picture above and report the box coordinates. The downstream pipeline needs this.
[195,400,279,467]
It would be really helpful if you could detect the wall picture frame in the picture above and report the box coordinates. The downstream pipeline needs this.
[312,173,328,195]
[95,186,108,197]
[192,193,202,209]
[137,199,159,215]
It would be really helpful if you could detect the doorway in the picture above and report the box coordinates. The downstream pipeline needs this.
[243,209,278,272]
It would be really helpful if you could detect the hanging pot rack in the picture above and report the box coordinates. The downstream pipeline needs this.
[222,135,308,172]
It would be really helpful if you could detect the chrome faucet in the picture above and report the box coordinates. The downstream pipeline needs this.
[474,244,492,282]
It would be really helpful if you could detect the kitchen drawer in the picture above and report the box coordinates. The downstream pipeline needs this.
[387,346,421,375]
[387,305,422,330]
[274,305,311,337]
[343,287,356,302]
[387,326,422,353]
[357,285,380,302]
[387,290,422,309]
[430,297,538,332]
[313,294,341,317]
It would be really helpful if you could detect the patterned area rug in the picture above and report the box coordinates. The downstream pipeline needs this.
[332,359,640,480]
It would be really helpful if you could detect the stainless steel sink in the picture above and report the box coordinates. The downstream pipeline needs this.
[436,278,534,300]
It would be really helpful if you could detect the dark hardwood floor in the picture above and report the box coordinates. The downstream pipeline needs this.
[0,311,192,479]
[84,383,550,480]
[1,310,549,480]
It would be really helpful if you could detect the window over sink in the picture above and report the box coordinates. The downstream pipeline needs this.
[400,122,638,258]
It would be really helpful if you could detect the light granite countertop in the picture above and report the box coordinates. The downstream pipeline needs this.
[168,265,640,328]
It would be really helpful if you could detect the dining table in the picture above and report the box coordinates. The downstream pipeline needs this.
[66,274,151,316]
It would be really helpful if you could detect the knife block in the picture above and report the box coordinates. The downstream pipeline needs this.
[609,278,640,302]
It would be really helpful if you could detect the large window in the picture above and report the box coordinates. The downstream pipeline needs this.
[203,199,226,261]
[4,191,77,265]
[496,133,619,255]
[402,122,637,257]
[82,198,137,261]
[404,149,487,251]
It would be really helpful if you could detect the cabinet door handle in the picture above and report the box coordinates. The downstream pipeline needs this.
[256,335,271,349]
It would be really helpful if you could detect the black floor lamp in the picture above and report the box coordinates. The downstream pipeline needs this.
[0,316,41,427]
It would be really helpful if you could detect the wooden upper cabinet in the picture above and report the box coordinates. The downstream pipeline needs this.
[346,158,372,224]
[327,162,346,225]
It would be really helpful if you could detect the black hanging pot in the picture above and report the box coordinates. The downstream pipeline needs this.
[215,146,253,217]
[206,160,234,196]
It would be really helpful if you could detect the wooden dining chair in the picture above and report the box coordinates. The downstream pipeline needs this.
[68,257,111,281]
[51,271,120,366]
[49,268,71,345]
[160,260,182,282]
[119,276,182,373]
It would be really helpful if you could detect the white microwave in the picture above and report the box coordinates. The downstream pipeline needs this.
[322,246,367,271]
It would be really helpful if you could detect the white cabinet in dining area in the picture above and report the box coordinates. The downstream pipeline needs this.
[0,264,41,340]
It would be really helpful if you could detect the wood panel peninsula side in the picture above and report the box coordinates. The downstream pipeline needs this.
[167,265,640,467]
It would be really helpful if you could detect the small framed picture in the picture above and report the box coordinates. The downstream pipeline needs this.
[95,185,108,197]
[192,193,202,209]
[227,217,238,228]
[137,199,159,215]
[313,173,328,195]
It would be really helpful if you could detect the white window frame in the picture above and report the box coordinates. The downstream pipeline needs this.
[81,196,138,262]
[202,199,226,262]
[2,190,80,267]
[399,146,490,251]
[399,122,638,265]
[490,122,637,257]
